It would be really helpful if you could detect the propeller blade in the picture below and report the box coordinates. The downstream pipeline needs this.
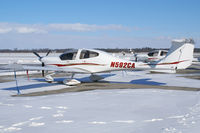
[42,62,45,77]
[33,52,41,59]
[46,50,51,56]
[42,70,45,77]
[33,52,46,77]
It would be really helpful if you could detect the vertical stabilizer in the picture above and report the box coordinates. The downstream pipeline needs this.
[158,38,194,69]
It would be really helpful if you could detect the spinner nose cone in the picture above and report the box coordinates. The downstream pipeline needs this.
[41,57,49,64]
[41,56,57,64]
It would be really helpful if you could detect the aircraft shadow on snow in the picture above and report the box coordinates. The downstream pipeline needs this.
[2,73,165,91]
[78,74,165,86]
[2,74,115,91]
[2,82,60,91]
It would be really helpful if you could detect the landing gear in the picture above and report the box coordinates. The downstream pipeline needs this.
[63,79,81,85]
[44,73,81,85]
[63,73,81,86]
[45,73,55,82]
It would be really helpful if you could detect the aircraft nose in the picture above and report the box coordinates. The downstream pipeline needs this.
[41,57,48,63]
[40,57,58,65]
[41,57,55,64]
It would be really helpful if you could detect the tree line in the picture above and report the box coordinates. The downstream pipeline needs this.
[0,47,200,53]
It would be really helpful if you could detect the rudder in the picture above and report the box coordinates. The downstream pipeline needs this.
[158,38,194,69]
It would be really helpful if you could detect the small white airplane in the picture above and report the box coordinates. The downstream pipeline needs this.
[135,49,168,62]
[133,39,199,64]
[135,49,200,64]
[3,38,194,86]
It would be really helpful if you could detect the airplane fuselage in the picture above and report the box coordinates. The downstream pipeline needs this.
[41,48,185,74]
[41,49,140,73]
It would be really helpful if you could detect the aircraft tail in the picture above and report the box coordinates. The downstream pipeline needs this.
[158,38,194,69]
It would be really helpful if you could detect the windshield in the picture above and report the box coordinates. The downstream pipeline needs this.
[148,51,158,57]
[60,50,78,60]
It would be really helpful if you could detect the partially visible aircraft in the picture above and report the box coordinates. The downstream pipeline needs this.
[135,49,168,62]
[132,39,199,64]
[134,49,200,64]
[3,38,195,86]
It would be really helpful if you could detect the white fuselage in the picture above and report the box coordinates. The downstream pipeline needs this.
[41,48,184,74]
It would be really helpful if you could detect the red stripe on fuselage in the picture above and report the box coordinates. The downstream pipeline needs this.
[49,63,104,67]
[147,60,188,66]
[148,57,158,60]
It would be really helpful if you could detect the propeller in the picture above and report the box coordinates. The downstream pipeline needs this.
[42,62,45,77]
[46,50,51,56]
[33,52,42,60]
[33,50,51,77]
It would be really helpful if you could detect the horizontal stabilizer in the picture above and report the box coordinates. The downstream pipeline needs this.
[150,69,176,73]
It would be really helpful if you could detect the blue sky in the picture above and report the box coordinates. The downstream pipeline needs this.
[0,0,199,49]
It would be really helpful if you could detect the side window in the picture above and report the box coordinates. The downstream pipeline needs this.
[90,51,99,57]
[84,50,90,59]
[153,52,158,56]
[60,52,77,60]
[160,51,164,56]
[80,50,99,59]
[161,51,167,56]
[148,52,153,57]
[148,51,158,57]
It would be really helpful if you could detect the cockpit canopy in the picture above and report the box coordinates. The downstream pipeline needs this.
[160,50,168,56]
[59,49,99,60]
[80,50,99,59]
[60,50,78,60]
[148,51,159,57]
[148,50,168,57]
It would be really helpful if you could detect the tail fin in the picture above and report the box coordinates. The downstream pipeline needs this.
[158,38,194,69]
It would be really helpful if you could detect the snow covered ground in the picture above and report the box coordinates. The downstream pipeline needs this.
[0,53,200,133]
[0,70,200,94]
[0,52,61,64]
[0,71,200,133]
[0,87,200,133]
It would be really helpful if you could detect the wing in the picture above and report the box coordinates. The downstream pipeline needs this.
[1,64,89,74]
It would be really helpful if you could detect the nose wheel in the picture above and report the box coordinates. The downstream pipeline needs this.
[44,72,55,82]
